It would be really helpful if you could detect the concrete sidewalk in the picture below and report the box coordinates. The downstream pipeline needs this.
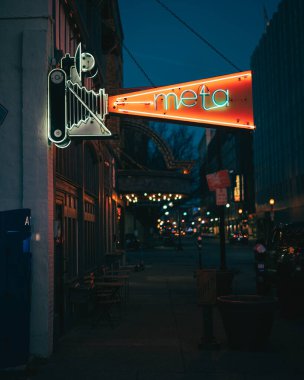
[5,242,304,380]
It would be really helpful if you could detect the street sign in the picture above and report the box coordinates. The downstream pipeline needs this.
[197,269,217,305]
[206,170,231,191]
[216,188,228,206]
[109,71,255,130]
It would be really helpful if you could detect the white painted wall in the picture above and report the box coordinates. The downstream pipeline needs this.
[0,0,54,358]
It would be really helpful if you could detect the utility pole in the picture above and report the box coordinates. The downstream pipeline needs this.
[216,130,227,271]
[176,204,183,250]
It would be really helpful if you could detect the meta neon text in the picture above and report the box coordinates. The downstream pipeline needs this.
[154,85,229,111]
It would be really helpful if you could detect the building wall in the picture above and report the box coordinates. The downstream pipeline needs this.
[0,0,54,357]
[251,0,304,224]
[52,0,123,342]
[199,129,254,233]
[0,0,123,358]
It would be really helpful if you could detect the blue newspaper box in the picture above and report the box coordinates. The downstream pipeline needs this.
[0,209,31,369]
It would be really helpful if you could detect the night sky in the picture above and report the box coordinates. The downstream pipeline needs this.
[118,0,281,145]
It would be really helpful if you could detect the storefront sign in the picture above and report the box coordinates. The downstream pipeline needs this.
[109,71,255,130]
[48,45,255,149]
[206,170,231,191]
[48,44,110,148]
[234,174,243,202]
[216,188,228,206]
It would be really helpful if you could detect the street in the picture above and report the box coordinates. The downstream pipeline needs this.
[15,237,304,380]
[127,236,257,295]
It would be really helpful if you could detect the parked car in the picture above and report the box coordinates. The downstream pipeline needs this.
[160,230,176,247]
[125,233,140,250]
[229,231,249,244]
[268,222,304,317]
[253,239,271,295]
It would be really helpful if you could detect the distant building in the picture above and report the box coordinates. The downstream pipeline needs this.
[198,128,255,235]
[251,0,304,228]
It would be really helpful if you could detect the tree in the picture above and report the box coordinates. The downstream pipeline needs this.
[147,122,195,169]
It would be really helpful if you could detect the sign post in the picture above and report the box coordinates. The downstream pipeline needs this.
[197,269,217,305]
[206,169,231,270]
[197,269,219,350]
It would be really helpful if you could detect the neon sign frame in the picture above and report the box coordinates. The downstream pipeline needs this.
[108,71,254,130]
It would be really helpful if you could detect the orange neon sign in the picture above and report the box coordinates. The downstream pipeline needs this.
[109,71,255,130]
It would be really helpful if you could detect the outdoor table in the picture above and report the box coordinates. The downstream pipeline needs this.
[102,274,130,302]
[94,280,126,304]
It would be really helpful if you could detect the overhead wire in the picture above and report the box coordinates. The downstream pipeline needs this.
[155,0,242,72]
[122,1,242,87]
[122,43,156,87]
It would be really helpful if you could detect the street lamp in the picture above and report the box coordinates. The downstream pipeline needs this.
[226,203,230,237]
[238,208,243,231]
[266,198,275,247]
[269,198,275,221]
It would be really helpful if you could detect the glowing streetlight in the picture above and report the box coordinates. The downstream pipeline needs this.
[269,198,275,221]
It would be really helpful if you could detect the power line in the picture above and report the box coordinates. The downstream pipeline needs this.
[155,0,242,72]
[123,43,156,87]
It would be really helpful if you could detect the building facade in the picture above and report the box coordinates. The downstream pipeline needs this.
[198,128,255,236]
[0,0,123,358]
[251,0,304,230]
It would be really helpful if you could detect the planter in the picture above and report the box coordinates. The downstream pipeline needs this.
[277,274,304,318]
[217,295,277,350]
